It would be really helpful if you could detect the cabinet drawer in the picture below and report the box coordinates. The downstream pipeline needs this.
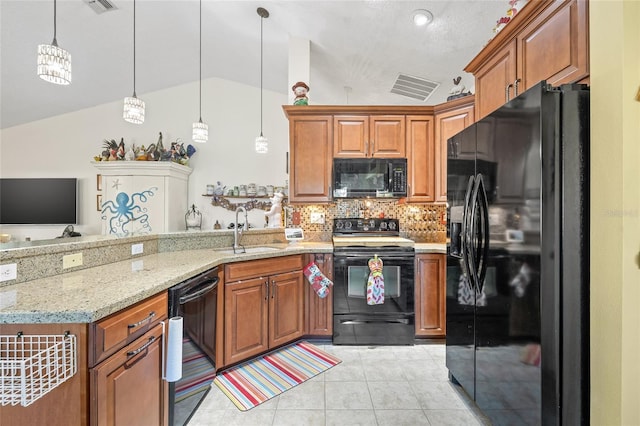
[89,292,168,367]
[225,255,304,282]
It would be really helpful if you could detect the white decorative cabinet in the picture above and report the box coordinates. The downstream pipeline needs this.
[93,162,192,236]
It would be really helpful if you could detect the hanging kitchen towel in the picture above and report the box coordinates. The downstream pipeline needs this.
[303,261,333,298]
[366,255,385,305]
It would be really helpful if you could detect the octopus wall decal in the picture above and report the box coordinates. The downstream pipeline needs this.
[101,187,158,236]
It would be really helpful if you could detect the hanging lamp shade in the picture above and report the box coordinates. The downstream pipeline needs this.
[123,0,145,124]
[255,7,269,153]
[37,0,71,85]
[192,0,208,143]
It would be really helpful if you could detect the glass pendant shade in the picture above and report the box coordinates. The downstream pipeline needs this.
[37,43,72,85]
[255,134,268,154]
[123,95,145,124]
[192,119,209,143]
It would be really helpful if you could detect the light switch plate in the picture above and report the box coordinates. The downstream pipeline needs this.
[0,263,17,282]
[310,212,325,224]
[131,243,144,255]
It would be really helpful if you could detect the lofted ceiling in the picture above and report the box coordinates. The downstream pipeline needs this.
[0,0,508,129]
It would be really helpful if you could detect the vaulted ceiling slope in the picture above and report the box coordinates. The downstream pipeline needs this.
[0,0,507,129]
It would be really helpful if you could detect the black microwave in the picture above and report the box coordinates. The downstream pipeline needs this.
[333,158,407,198]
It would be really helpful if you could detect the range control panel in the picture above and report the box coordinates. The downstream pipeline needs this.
[333,218,400,235]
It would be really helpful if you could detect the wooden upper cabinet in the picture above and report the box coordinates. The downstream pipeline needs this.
[406,115,435,203]
[474,40,517,120]
[288,114,333,203]
[434,98,475,202]
[370,116,406,158]
[517,0,589,91]
[333,115,369,158]
[466,0,589,120]
[334,115,405,158]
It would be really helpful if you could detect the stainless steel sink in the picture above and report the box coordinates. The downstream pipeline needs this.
[217,246,281,255]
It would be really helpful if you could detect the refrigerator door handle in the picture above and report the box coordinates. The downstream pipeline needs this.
[461,175,476,290]
[475,174,491,293]
[468,175,482,291]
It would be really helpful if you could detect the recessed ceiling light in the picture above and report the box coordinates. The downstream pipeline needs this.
[412,9,433,26]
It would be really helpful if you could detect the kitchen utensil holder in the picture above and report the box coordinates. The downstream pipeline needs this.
[0,332,77,407]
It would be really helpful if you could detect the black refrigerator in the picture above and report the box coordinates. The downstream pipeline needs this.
[446,82,589,425]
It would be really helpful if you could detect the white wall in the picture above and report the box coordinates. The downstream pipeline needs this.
[0,77,289,241]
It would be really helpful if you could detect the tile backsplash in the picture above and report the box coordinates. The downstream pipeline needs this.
[285,200,446,243]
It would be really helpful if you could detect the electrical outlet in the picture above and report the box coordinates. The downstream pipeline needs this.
[62,253,83,269]
[310,212,325,224]
[131,243,144,255]
[0,263,17,282]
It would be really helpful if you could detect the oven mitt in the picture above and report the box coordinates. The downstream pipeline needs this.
[367,256,385,305]
[303,261,333,298]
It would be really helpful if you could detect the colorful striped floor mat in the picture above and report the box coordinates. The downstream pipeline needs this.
[213,341,341,411]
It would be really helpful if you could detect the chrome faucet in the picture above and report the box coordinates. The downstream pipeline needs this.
[233,206,248,253]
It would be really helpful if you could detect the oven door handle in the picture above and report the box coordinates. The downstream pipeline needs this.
[179,278,219,305]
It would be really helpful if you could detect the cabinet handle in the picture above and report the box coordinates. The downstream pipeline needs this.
[513,78,521,97]
[128,311,156,329]
[265,280,269,301]
[127,335,157,357]
[364,140,368,157]
[271,280,276,299]
[505,83,513,102]
[286,152,289,175]
[371,140,375,156]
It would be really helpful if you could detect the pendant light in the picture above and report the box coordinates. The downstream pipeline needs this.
[192,0,208,143]
[255,7,269,154]
[123,0,145,124]
[37,0,72,85]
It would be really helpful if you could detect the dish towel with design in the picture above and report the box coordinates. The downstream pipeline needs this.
[303,261,333,298]
[367,255,385,305]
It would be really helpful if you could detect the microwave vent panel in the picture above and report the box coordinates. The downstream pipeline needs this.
[390,73,440,102]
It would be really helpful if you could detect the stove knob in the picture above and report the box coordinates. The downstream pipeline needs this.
[380,221,388,230]
[369,219,375,228]
[336,220,344,229]
[388,221,397,231]
[345,221,352,229]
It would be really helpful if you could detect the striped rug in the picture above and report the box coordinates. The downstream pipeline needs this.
[213,341,341,411]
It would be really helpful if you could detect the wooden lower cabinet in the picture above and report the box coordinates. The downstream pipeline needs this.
[91,323,167,426]
[415,254,446,338]
[0,323,89,426]
[305,253,333,337]
[224,256,305,366]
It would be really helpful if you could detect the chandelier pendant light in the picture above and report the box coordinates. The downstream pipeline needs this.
[255,7,269,154]
[37,0,72,85]
[123,0,145,124]
[192,0,208,143]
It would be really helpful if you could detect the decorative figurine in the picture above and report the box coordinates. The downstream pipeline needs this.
[292,81,310,105]
[447,76,472,101]
[265,192,284,228]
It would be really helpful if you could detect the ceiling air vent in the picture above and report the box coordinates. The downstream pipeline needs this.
[390,73,440,102]
[83,0,117,14]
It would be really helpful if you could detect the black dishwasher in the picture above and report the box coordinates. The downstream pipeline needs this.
[168,267,219,426]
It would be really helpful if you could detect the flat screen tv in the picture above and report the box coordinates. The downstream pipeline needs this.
[0,178,78,225]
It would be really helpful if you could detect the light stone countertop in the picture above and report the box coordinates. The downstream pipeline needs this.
[0,242,332,324]
[414,243,447,254]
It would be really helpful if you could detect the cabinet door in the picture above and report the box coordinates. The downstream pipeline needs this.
[305,254,333,336]
[406,115,435,203]
[370,115,406,158]
[224,277,268,365]
[434,105,475,202]
[517,0,588,92]
[333,115,369,158]
[289,115,333,203]
[415,254,446,337]
[269,270,304,348]
[91,323,167,426]
[475,39,517,120]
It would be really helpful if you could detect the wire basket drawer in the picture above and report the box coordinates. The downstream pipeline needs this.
[0,333,77,407]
